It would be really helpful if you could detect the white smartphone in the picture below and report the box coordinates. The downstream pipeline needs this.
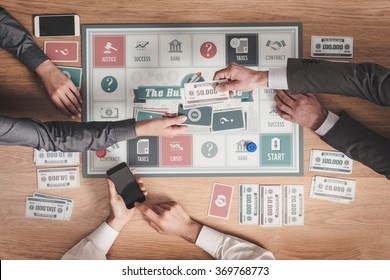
[34,14,80,37]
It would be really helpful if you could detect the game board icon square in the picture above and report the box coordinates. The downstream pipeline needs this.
[93,35,125,67]
[178,104,213,126]
[128,136,159,167]
[226,34,258,66]
[160,135,192,167]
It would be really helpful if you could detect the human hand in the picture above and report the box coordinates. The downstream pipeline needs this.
[136,202,202,243]
[213,63,268,93]
[35,60,82,119]
[135,115,189,138]
[106,173,147,232]
[274,90,328,130]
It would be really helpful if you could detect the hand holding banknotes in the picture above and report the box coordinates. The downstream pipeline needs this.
[135,115,189,138]
[213,63,268,93]
[106,175,147,232]
[136,202,202,243]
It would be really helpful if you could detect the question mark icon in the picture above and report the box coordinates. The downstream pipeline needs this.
[200,42,216,59]
[206,142,214,156]
[202,141,218,158]
[101,76,118,93]
[106,77,113,91]
[205,43,213,57]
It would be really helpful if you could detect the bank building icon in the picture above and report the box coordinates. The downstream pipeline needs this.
[168,39,183,53]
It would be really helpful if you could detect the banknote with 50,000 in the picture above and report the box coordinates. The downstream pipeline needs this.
[37,167,80,189]
[260,185,282,227]
[183,80,229,109]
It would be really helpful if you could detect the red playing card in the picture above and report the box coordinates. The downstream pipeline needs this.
[44,41,78,62]
[208,183,234,219]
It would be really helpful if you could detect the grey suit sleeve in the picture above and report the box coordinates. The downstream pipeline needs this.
[321,112,390,179]
[287,58,390,106]
[0,7,48,71]
[0,116,137,152]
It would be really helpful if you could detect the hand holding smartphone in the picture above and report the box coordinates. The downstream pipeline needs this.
[34,14,80,37]
[106,162,146,209]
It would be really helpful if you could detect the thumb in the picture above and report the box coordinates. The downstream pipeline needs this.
[106,178,118,198]
[216,80,240,92]
[165,115,187,126]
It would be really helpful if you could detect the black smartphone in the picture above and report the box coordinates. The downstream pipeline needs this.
[106,162,146,209]
[33,14,80,37]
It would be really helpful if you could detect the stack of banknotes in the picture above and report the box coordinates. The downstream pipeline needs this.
[34,149,81,189]
[239,184,304,226]
[25,192,74,221]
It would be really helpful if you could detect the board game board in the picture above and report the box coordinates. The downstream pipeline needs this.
[82,23,302,177]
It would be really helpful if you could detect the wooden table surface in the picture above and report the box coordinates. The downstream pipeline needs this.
[0,0,389,260]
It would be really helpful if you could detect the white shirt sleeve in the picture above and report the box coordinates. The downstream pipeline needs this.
[195,226,275,260]
[61,222,119,260]
[268,67,288,89]
[314,110,340,136]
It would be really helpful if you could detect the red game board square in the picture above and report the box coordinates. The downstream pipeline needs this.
[93,35,125,67]
[160,135,192,167]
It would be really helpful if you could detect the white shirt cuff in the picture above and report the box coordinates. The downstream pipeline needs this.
[88,222,119,253]
[195,226,223,257]
[315,110,340,136]
[268,67,288,89]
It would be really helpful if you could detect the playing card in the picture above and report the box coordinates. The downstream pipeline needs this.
[208,183,234,219]
[44,41,78,62]
[177,104,213,126]
[212,109,245,132]
[57,66,82,89]
[136,110,165,121]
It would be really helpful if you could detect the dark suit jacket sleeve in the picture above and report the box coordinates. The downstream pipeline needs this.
[0,7,48,71]
[287,58,390,106]
[0,116,137,152]
[286,58,390,179]
[321,112,390,179]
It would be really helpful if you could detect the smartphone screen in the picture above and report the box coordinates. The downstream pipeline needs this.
[36,15,78,36]
[106,162,146,209]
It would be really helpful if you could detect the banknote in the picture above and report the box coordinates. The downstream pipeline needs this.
[310,175,356,204]
[37,167,80,189]
[32,192,74,221]
[311,36,353,58]
[239,184,260,224]
[309,149,353,174]
[284,185,304,226]
[182,80,229,109]
[260,185,282,227]
[34,149,80,166]
[25,196,67,221]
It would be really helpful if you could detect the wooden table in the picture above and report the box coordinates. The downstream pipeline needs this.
[0,0,389,259]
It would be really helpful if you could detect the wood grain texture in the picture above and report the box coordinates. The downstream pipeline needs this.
[0,0,389,260]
